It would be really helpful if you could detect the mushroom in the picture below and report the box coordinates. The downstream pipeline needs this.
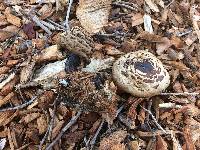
[112,50,170,97]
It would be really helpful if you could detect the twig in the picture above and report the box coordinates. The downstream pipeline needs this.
[0,96,37,112]
[166,0,174,8]
[45,111,82,150]
[65,0,73,30]
[17,87,26,102]
[115,105,124,118]
[142,107,167,134]
[160,92,199,96]
[112,1,138,11]
[46,19,67,31]
[177,28,193,37]
[89,119,105,149]
[146,100,152,122]
[118,114,135,129]
[39,97,58,150]
[35,12,67,31]
[136,130,182,137]
[32,15,52,35]
[40,20,56,30]
[159,103,182,109]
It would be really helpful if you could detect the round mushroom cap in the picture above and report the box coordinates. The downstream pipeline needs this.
[112,50,170,97]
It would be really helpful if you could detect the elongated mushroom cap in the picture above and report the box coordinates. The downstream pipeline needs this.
[112,50,170,97]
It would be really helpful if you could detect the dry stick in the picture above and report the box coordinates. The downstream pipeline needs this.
[146,100,152,122]
[160,92,199,96]
[115,104,124,118]
[40,20,56,30]
[35,12,67,31]
[89,105,124,148]
[142,107,167,134]
[32,15,52,35]
[47,19,67,30]
[89,120,105,149]
[112,1,138,11]
[0,96,37,112]
[166,0,174,8]
[45,111,82,150]
[39,98,58,150]
[65,0,73,30]
[177,28,192,37]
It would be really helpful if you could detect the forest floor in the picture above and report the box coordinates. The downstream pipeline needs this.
[0,0,200,149]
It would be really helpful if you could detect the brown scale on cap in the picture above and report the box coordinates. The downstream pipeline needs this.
[112,50,170,97]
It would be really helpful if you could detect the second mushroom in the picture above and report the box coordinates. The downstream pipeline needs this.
[112,50,170,97]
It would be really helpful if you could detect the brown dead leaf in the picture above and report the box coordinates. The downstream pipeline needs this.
[105,45,124,56]
[156,37,172,55]
[99,130,127,150]
[185,32,197,46]
[184,118,200,144]
[3,110,19,126]
[9,128,18,148]
[38,91,54,109]
[0,15,8,26]
[174,113,183,125]
[64,131,85,145]
[19,113,41,124]
[165,61,190,70]
[145,0,159,12]
[89,119,101,135]
[32,38,45,50]
[7,127,14,150]
[0,30,14,42]
[6,60,19,66]
[38,3,54,20]
[37,114,47,134]
[137,31,162,42]
[0,111,14,126]
[167,49,184,60]
[76,0,112,34]
[120,40,138,53]
[159,111,171,120]
[128,140,139,150]
[20,61,35,84]
[138,103,145,125]
[170,36,184,49]
[0,92,14,107]
[182,104,200,117]
[0,25,20,42]
[26,128,40,144]
[6,13,21,27]
[0,3,6,11]
[131,13,144,27]
[0,66,10,75]
[33,45,64,63]
[183,126,196,150]
[51,120,65,139]
[127,98,144,120]
[0,76,18,96]
[173,81,183,92]
[161,8,168,22]
[22,23,36,39]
